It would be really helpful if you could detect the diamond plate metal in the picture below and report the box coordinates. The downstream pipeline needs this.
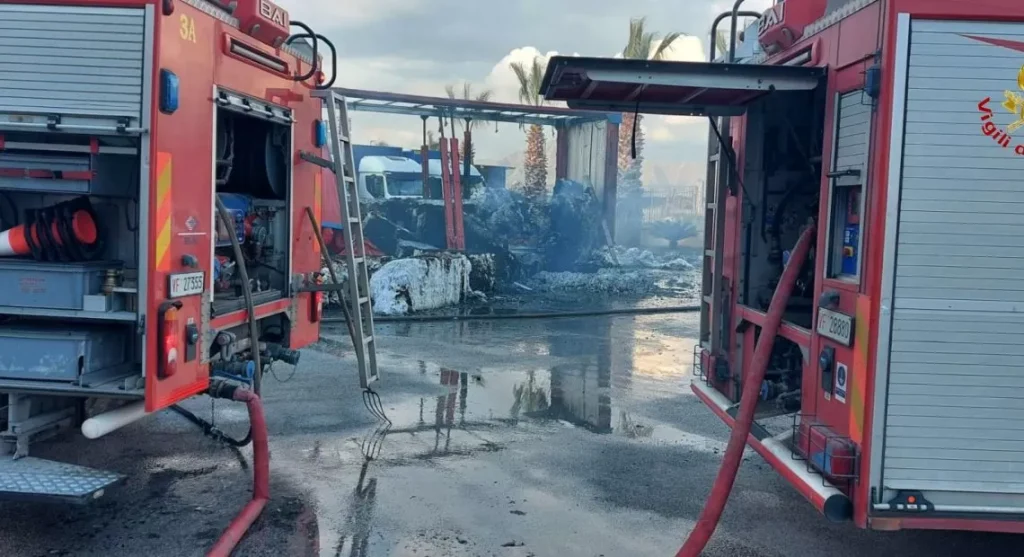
[0,457,124,501]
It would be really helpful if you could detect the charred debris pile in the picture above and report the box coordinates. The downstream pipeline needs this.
[352,179,609,280]
[323,180,698,314]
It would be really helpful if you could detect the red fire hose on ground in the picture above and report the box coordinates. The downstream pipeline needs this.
[675,224,816,557]
[207,385,270,557]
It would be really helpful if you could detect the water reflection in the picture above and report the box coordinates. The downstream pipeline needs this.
[333,460,378,557]
[359,312,697,461]
[535,316,628,434]
[323,312,697,555]
[384,366,523,458]
[511,370,548,420]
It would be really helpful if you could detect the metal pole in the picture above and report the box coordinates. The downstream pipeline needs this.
[709,9,762,63]
[729,0,750,63]
[463,123,472,190]
[420,115,429,198]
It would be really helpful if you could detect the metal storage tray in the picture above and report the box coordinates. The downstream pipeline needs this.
[0,324,129,384]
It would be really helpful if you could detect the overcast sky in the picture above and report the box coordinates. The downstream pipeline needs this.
[279,0,773,185]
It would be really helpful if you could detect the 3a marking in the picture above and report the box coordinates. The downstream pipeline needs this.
[179,14,197,43]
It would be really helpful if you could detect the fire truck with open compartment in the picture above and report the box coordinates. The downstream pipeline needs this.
[0,0,377,509]
[542,0,1024,535]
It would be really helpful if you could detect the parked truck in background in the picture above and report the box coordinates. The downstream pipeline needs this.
[351,144,487,201]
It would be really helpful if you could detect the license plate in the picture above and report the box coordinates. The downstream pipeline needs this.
[817,307,854,346]
[168,272,205,298]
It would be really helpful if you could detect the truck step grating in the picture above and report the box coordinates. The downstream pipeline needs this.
[0,456,124,503]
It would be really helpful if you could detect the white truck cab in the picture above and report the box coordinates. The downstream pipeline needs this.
[358,155,484,201]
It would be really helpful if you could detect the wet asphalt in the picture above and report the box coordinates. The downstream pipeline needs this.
[0,309,1020,556]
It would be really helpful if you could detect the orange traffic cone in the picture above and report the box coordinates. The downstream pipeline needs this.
[0,210,97,257]
[0,223,30,257]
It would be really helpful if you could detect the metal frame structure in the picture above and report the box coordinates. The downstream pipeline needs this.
[322,88,622,244]
[334,87,613,127]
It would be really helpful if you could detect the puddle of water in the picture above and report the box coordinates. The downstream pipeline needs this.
[315,311,704,460]
[309,312,711,556]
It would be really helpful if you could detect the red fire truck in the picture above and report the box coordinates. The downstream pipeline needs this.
[0,0,365,514]
[542,0,1024,536]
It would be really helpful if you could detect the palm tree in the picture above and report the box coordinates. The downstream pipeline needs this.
[510,56,549,200]
[618,18,684,193]
[616,18,684,246]
[445,82,493,160]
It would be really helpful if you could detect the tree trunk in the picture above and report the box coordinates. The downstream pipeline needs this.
[523,124,548,200]
[618,112,636,172]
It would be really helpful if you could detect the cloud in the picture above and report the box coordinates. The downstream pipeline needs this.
[654,35,707,63]
[648,125,675,142]
[352,118,424,147]
[276,0,743,180]
[483,47,564,104]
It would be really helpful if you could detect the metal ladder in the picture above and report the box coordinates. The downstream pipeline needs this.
[311,89,380,390]
[700,116,731,356]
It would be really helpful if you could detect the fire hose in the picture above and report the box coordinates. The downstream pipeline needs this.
[206,382,270,557]
[675,224,815,557]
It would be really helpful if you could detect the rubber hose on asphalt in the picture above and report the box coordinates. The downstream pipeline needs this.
[206,387,269,557]
[675,224,816,557]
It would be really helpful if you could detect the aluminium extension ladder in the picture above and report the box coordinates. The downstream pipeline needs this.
[309,89,379,389]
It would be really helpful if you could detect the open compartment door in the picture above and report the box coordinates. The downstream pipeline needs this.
[538,55,826,361]
[539,56,825,116]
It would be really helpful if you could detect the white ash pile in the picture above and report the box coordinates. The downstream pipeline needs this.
[320,253,488,316]
[591,246,695,271]
[528,268,657,294]
[525,246,699,295]
[370,253,473,316]
[319,256,389,306]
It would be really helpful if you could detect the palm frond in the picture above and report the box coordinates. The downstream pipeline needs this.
[623,17,647,59]
[623,16,687,61]
[651,32,683,60]
[444,84,457,100]
[509,61,532,105]
[510,57,546,106]
[714,30,728,58]
[530,58,545,106]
